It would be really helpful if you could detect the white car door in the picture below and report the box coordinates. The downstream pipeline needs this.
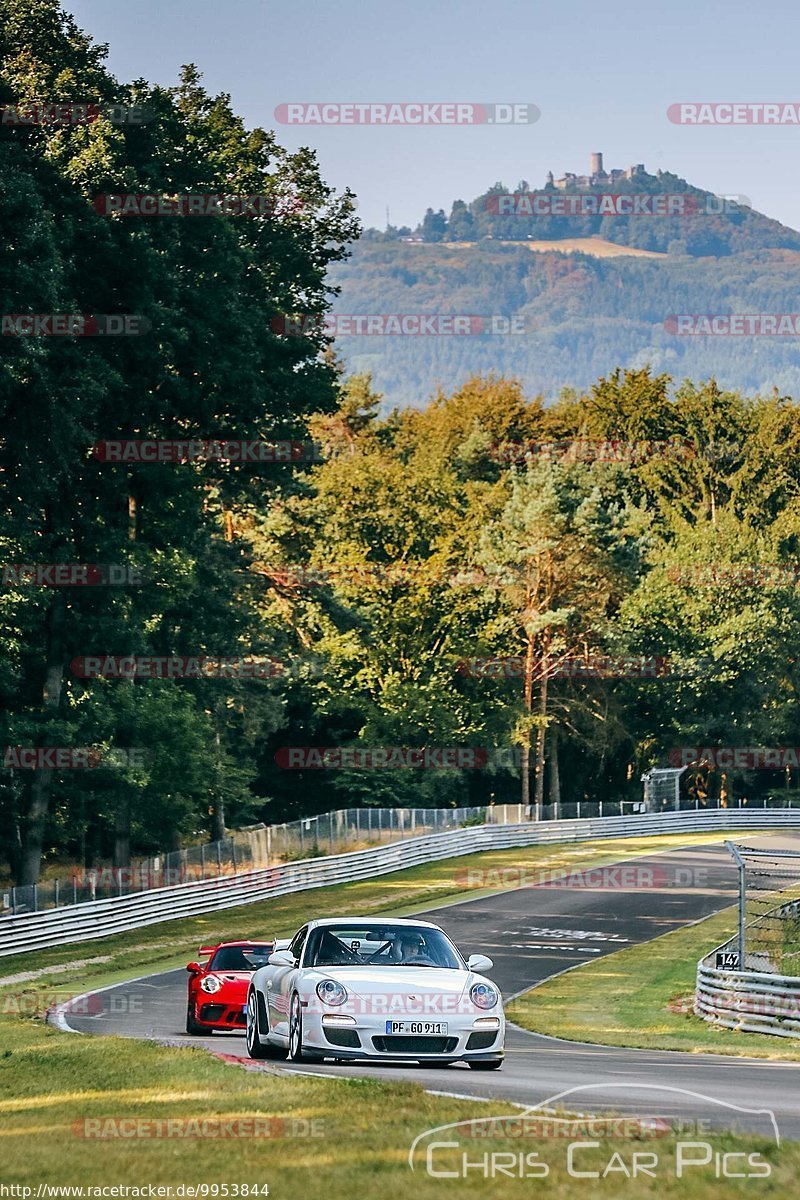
[267,925,307,1039]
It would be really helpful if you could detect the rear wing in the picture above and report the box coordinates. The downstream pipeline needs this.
[198,946,216,959]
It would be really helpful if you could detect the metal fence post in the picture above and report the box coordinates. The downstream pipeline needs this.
[33,883,37,913]
[727,841,746,968]
[200,842,205,880]
[231,837,237,873]
[54,879,59,908]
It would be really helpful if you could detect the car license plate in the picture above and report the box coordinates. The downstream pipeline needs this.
[385,1020,448,1035]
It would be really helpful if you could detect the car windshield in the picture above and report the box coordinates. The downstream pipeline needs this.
[304,924,463,969]
[209,945,273,971]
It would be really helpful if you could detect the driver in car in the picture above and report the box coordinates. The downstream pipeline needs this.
[397,932,436,965]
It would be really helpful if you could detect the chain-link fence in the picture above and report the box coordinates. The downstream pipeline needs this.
[6,795,800,918]
[1,806,487,916]
[725,842,800,975]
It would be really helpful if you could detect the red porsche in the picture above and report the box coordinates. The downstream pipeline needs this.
[185,940,274,1034]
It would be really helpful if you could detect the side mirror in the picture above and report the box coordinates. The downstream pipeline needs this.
[268,950,296,967]
[186,962,202,974]
[467,954,494,973]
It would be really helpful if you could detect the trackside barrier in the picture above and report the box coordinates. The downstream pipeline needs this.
[696,945,800,1039]
[3,809,798,958]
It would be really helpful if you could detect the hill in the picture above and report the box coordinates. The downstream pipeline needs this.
[328,242,800,408]
[327,161,800,408]
[370,159,800,258]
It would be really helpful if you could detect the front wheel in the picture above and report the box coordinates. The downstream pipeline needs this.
[289,993,324,1063]
[467,1059,503,1071]
[246,990,283,1059]
[185,1001,204,1035]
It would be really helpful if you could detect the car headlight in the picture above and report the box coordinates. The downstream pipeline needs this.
[316,979,347,1006]
[470,982,499,1010]
[200,975,222,993]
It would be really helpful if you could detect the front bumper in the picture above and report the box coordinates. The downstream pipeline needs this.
[194,999,247,1030]
[304,1010,505,1061]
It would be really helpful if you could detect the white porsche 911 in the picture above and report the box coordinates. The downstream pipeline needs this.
[245,917,504,1069]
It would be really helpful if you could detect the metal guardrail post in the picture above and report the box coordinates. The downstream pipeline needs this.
[727,840,747,968]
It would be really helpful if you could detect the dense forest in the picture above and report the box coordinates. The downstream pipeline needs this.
[4,1,800,886]
[328,241,800,408]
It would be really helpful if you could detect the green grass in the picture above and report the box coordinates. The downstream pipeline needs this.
[507,906,800,1060]
[0,1013,793,1196]
[2,827,797,1195]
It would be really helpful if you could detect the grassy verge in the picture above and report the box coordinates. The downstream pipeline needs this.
[2,827,795,1194]
[507,906,800,1061]
[0,1012,793,1196]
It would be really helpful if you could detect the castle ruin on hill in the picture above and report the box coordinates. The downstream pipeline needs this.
[548,152,647,190]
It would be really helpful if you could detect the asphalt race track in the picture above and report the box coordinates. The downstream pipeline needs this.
[61,836,800,1140]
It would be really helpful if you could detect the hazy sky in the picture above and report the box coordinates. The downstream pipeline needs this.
[65,0,800,232]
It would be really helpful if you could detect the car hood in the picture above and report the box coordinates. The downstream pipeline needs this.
[307,964,494,1012]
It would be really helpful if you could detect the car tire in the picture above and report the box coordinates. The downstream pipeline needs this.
[185,1002,204,1035]
[289,993,324,1063]
[246,990,283,1060]
[467,1059,503,1071]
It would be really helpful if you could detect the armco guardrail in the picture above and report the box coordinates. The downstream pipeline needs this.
[3,808,798,958]
[696,946,800,1039]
